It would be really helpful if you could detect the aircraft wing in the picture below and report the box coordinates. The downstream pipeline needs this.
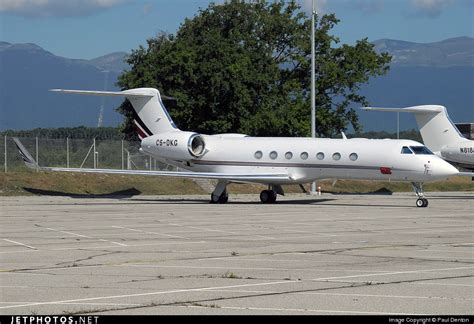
[12,138,290,182]
[458,172,474,177]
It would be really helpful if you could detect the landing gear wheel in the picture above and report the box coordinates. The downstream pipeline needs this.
[416,198,424,208]
[416,198,429,208]
[260,190,277,203]
[268,191,277,203]
[422,198,428,207]
[218,193,229,204]
[210,191,228,204]
[412,182,428,208]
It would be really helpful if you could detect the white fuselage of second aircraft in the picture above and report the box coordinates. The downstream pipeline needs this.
[141,134,457,184]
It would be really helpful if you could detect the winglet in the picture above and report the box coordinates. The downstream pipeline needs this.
[12,138,39,170]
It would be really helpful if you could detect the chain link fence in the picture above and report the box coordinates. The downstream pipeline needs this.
[1,136,174,172]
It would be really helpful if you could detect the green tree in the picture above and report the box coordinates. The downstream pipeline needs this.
[117,0,391,139]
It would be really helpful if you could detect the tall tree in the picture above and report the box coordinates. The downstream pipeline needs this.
[117,0,391,140]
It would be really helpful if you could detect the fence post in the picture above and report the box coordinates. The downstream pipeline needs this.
[127,150,131,170]
[4,136,6,173]
[35,136,39,172]
[66,137,69,168]
[93,138,96,169]
[121,140,124,170]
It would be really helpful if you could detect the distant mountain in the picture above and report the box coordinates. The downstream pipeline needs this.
[0,42,127,130]
[373,37,474,67]
[358,37,474,132]
[0,38,472,132]
[88,52,129,73]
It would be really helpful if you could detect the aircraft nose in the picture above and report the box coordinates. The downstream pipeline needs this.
[432,158,459,178]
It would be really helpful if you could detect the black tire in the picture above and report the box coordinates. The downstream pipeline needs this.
[218,194,229,204]
[422,198,429,207]
[210,193,220,204]
[269,191,277,203]
[260,190,270,203]
[416,198,424,208]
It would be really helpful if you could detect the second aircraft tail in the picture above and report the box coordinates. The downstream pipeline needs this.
[363,105,468,153]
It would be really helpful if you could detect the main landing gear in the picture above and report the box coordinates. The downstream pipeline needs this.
[210,180,229,204]
[412,182,429,208]
[209,181,283,204]
[259,189,277,203]
[259,185,283,203]
[210,190,228,204]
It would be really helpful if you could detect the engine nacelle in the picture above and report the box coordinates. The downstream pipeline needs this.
[141,131,206,160]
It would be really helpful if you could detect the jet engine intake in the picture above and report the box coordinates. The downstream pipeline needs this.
[188,133,206,157]
[141,131,207,160]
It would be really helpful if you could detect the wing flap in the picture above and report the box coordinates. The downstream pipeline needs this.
[44,167,290,181]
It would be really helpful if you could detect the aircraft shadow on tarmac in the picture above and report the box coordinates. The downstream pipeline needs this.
[127,198,338,205]
[22,187,142,198]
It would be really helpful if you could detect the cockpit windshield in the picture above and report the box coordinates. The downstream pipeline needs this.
[401,146,413,154]
[409,146,434,155]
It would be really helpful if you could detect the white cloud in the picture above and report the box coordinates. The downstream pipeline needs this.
[410,0,455,18]
[0,0,127,18]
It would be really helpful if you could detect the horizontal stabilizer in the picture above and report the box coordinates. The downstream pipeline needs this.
[50,88,154,98]
[50,88,175,100]
[362,106,444,114]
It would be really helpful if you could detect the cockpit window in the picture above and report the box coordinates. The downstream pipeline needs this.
[410,146,434,155]
[401,146,413,154]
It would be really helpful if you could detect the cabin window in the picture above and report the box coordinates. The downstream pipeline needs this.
[349,153,358,161]
[410,146,434,155]
[285,152,293,160]
[300,152,308,160]
[316,152,325,160]
[332,152,341,161]
[254,151,263,159]
[269,151,278,159]
[401,146,413,154]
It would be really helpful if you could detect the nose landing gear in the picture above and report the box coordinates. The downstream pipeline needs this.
[412,182,429,207]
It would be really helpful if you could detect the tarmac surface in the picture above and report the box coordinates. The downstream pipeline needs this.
[0,192,473,315]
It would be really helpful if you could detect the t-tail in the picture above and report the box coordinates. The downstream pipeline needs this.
[50,88,179,139]
[362,105,469,154]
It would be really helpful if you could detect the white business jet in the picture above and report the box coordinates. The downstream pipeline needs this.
[13,88,459,207]
[362,105,474,174]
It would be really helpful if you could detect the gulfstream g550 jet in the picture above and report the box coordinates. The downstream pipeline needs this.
[13,88,459,207]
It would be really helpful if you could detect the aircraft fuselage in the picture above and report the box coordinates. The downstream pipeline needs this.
[141,135,457,184]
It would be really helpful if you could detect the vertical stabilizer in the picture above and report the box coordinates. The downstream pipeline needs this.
[50,88,179,139]
[363,105,468,153]
[411,105,467,153]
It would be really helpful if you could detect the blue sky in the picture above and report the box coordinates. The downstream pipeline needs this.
[0,0,473,59]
